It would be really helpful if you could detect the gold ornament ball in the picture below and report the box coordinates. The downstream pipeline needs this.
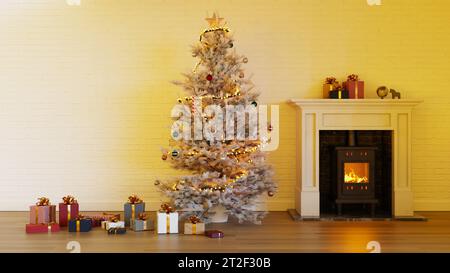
[376,86,389,99]
[239,71,245,78]
[154,180,161,186]
[268,191,274,197]
[243,57,248,63]
[161,154,168,160]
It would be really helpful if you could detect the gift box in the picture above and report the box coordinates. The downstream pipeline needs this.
[58,195,79,227]
[68,218,92,232]
[157,203,178,234]
[184,216,205,235]
[131,213,154,232]
[329,90,349,99]
[103,220,125,230]
[124,194,145,227]
[323,77,339,98]
[107,228,126,235]
[83,213,120,227]
[29,197,56,224]
[205,230,224,238]
[345,74,364,99]
[26,223,60,234]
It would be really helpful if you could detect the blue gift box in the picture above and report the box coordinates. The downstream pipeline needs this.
[68,219,92,232]
[124,202,145,227]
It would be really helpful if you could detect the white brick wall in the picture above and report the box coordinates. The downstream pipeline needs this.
[0,0,449,211]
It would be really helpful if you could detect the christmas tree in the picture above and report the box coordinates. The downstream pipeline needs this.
[156,13,276,224]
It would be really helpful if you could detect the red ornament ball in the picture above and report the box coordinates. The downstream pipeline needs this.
[268,191,274,197]
[206,74,213,81]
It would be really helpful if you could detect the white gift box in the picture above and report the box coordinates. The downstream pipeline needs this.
[157,212,178,234]
[102,220,125,230]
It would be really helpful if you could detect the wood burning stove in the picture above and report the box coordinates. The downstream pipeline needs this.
[335,132,378,217]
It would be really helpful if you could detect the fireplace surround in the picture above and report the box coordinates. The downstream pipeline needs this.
[290,99,422,218]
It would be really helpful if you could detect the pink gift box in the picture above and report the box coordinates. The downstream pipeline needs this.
[29,205,56,224]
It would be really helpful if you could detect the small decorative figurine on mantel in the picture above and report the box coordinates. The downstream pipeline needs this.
[390,89,401,99]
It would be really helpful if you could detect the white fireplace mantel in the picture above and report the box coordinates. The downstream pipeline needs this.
[290,99,423,217]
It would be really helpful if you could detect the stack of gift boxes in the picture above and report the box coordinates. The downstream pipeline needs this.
[323,74,365,99]
[25,194,219,237]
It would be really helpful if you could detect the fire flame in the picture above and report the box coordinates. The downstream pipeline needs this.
[344,169,368,183]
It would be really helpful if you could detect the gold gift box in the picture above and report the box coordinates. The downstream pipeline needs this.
[184,222,205,235]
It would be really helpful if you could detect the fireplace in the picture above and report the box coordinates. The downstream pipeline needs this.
[290,99,422,218]
[335,146,378,217]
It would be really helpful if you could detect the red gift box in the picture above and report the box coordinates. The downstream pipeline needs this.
[26,223,60,233]
[59,203,79,227]
[345,80,364,99]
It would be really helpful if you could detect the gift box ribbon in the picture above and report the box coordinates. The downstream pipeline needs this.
[159,203,175,233]
[128,195,143,221]
[138,213,148,230]
[35,206,39,224]
[188,215,201,234]
[36,197,50,206]
[62,195,77,222]
[127,194,143,204]
[166,214,170,233]
[75,215,84,232]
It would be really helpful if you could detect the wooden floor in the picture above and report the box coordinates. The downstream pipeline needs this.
[2,211,450,253]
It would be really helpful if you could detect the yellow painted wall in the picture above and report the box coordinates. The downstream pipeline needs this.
[0,0,449,211]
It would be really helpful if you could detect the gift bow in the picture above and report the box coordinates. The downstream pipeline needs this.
[347,74,359,81]
[325,77,337,84]
[127,194,143,204]
[36,197,50,206]
[159,203,175,214]
[75,214,85,221]
[62,195,77,205]
[138,213,148,220]
[188,215,201,224]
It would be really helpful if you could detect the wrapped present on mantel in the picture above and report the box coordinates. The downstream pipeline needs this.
[58,195,79,227]
[29,197,56,224]
[26,223,60,234]
[83,212,121,227]
[131,213,154,232]
[329,86,349,99]
[184,215,205,235]
[323,77,340,98]
[101,216,125,230]
[157,203,178,234]
[68,215,92,232]
[124,194,145,227]
[344,74,364,99]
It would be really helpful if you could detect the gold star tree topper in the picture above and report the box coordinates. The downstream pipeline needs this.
[205,12,225,28]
